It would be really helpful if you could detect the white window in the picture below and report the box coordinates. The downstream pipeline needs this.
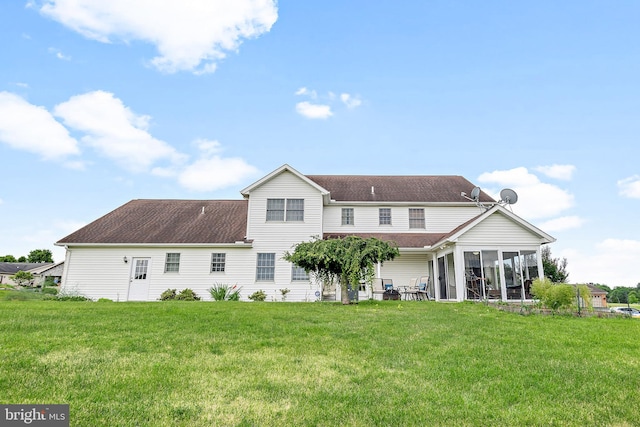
[266,198,304,222]
[211,253,226,272]
[286,199,304,221]
[291,264,309,281]
[379,208,392,225]
[164,253,180,273]
[342,208,354,225]
[409,208,425,229]
[256,253,275,281]
[266,199,285,221]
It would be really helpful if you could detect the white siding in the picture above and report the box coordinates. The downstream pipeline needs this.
[323,205,482,233]
[379,252,431,290]
[457,212,545,246]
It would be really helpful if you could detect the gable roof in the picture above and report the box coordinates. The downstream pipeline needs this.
[56,200,248,245]
[240,164,329,198]
[306,174,495,203]
[431,204,556,247]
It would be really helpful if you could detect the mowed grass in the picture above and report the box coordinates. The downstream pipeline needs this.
[1,299,639,426]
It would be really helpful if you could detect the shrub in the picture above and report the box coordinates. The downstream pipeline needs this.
[159,289,177,301]
[42,286,58,295]
[175,288,201,301]
[531,278,575,312]
[248,290,267,302]
[209,283,242,301]
[55,295,91,301]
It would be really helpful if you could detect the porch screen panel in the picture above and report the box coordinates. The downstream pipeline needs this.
[481,250,501,299]
[503,251,523,300]
[463,252,483,300]
[521,250,538,299]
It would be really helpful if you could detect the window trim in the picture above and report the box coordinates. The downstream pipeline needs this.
[291,264,309,281]
[266,198,304,222]
[379,208,392,225]
[164,253,180,273]
[409,208,425,229]
[210,253,226,273]
[256,253,276,281]
[341,207,354,226]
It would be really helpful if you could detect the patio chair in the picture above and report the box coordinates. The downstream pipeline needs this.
[416,276,431,301]
[372,278,385,300]
[403,277,419,300]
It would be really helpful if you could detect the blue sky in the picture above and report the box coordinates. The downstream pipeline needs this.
[1,1,639,287]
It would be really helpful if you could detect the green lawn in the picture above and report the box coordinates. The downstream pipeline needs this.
[1,299,639,426]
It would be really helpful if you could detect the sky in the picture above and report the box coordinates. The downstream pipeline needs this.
[1,1,639,287]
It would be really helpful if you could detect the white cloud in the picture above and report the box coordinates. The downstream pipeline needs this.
[535,164,575,180]
[478,167,575,220]
[295,101,333,120]
[53,90,186,173]
[177,139,258,192]
[14,82,30,88]
[538,216,585,232]
[295,87,317,99]
[562,239,640,287]
[37,0,278,74]
[617,175,640,198]
[48,47,71,60]
[0,91,80,160]
[340,93,362,109]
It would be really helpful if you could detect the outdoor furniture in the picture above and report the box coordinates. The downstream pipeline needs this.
[372,278,385,300]
[403,277,419,300]
[416,276,431,301]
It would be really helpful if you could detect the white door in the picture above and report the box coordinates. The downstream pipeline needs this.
[128,258,150,301]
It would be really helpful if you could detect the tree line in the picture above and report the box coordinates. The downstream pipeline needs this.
[0,249,54,263]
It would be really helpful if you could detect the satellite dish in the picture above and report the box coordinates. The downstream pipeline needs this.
[470,187,481,201]
[500,188,518,205]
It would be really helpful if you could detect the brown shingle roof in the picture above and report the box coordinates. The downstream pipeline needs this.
[323,233,448,249]
[306,175,495,203]
[57,200,248,245]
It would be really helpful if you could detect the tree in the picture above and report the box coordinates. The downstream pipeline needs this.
[609,287,632,304]
[27,249,53,263]
[284,236,400,305]
[0,255,17,262]
[541,246,569,283]
[11,270,34,287]
[17,256,27,262]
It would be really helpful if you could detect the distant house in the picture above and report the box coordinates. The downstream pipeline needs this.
[0,262,64,287]
[56,164,555,302]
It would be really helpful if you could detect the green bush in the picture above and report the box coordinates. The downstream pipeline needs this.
[42,286,58,295]
[159,289,177,301]
[248,290,267,302]
[531,278,575,312]
[55,295,91,301]
[209,283,242,301]
[175,288,201,301]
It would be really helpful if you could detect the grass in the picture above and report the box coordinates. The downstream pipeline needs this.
[1,299,639,426]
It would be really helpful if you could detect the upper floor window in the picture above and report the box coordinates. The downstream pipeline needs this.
[286,199,304,221]
[409,208,425,229]
[266,198,304,222]
[256,253,275,281]
[379,208,392,225]
[266,198,285,221]
[342,208,354,225]
[291,264,309,281]
[211,253,226,272]
[164,253,180,273]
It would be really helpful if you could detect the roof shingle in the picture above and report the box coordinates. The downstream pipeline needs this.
[57,200,248,245]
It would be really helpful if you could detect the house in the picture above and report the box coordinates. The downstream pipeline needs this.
[0,262,64,287]
[56,164,555,302]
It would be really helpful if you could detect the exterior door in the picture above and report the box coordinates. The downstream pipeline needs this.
[128,258,150,301]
